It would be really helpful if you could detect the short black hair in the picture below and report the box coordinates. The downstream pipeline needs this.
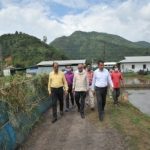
[52,62,59,67]
[97,60,104,64]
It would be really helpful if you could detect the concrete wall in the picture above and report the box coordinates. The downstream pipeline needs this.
[120,62,150,72]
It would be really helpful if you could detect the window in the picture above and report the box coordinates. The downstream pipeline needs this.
[143,64,146,69]
[132,64,135,69]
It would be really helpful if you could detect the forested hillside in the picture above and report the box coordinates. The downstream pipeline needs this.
[0,32,67,67]
[50,31,150,62]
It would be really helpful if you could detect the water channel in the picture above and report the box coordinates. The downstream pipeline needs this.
[125,77,150,115]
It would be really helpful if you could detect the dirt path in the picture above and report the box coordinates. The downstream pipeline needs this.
[19,106,128,150]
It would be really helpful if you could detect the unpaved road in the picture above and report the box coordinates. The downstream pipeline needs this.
[19,106,128,150]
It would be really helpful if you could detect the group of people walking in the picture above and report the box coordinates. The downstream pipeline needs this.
[48,60,124,123]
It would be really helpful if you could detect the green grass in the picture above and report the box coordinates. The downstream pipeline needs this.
[87,99,150,150]
[123,73,150,80]
[143,74,150,79]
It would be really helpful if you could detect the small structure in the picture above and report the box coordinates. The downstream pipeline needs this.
[92,62,117,70]
[104,62,117,69]
[3,66,16,76]
[37,59,86,74]
[120,56,150,72]
[3,66,27,76]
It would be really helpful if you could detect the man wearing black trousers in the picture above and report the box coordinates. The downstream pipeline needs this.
[48,62,68,123]
[92,60,113,121]
[73,64,89,119]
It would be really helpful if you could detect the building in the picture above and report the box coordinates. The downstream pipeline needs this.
[36,59,86,74]
[26,66,38,75]
[3,66,16,76]
[92,62,117,70]
[3,66,26,76]
[104,62,117,70]
[120,56,150,72]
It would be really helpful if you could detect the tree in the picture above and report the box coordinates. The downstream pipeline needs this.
[15,31,19,35]
[43,36,47,43]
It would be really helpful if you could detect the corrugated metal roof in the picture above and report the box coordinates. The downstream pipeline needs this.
[37,59,86,66]
[120,56,150,63]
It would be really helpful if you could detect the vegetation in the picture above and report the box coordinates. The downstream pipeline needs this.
[50,31,150,62]
[123,72,150,79]
[0,32,67,67]
[123,72,140,77]
[88,99,150,150]
[0,74,49,114]
[0,74,50,149]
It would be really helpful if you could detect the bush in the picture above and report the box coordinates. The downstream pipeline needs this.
[138,70,148,75]
[0,74,49,114]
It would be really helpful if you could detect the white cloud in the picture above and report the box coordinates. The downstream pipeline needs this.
[59,0,150,42]
[0,0,150,43]
[0,1,66,42]
[51,0,89,9]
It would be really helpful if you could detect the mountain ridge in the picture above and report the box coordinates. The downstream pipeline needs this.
[50,31,150,62]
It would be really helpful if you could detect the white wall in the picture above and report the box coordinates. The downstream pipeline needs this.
[121,62,150,72]
[3,69,11,76]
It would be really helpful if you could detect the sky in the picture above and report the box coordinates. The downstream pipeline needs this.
[0,0,150,43]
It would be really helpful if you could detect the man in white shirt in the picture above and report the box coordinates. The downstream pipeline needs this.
[92,60,113,121]
[73,64,89,119]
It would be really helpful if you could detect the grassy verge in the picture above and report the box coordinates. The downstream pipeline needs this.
[87,99,150,150]
[143,74,150,79]
[123,73,150,80]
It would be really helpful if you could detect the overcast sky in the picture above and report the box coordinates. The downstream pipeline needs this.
[0,0,150,43]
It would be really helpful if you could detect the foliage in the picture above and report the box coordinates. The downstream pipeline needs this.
[138,70,149,75]
[0,32,67,67]
[50,31,150,62]
[0,74,49,114]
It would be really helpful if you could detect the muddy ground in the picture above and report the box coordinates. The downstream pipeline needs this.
[18,104,128,150]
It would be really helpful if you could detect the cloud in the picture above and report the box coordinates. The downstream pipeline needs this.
[0,0,150,43]
[51,0,89,9]
[59,0,150,42]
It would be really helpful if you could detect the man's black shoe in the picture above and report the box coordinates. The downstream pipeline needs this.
[99,115,103,121]
[81,113,85,119]
[99,111,104,121]
[91,108,95,111]
[65,108,69,112]
[60,111,63,116]
[51,118,57,123]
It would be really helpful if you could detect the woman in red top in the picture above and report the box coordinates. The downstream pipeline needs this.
[111,67,124,105]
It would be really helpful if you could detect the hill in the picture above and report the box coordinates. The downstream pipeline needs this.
[0,32,67,67]
[50,31,150,62]
[134,41,150,48]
